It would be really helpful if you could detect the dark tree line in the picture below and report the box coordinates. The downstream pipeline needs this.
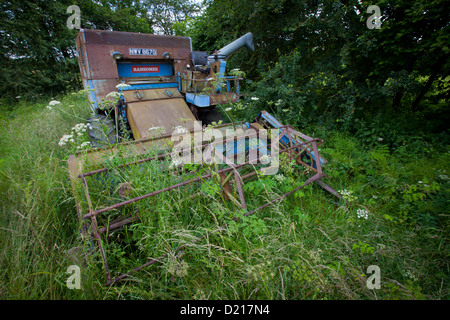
[187,0,449,135]
[0,0,199,103]
[1,0,448,138]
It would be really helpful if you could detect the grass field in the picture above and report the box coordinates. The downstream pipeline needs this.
[0,91,448,300]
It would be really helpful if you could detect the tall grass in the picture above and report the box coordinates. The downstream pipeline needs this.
[0,92,99,298]
[0,92,448,300]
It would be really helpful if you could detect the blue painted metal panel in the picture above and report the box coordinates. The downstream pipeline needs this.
[122,83,179,91]
[219,61,227,75]
[87,79,99,109]
[117,62,173,78]
[186,93,210,107]
[257,111,325,168]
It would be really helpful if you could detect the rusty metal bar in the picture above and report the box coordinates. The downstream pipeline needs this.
[98,215,141,234]
[83,162,246,219]
[81,176,112,283]
[78,133,328,285]
[234,170,247,210]
[82,138,321,220]
[79,128,263,178]
[108,172,326,285]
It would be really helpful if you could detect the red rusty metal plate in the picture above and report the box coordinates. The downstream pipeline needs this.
[126,98,197,139]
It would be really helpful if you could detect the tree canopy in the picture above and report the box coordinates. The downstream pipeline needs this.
[1,0,448,139]
[0,0,199,102]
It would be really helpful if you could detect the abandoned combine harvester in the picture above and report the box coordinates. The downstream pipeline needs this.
[68,29,343,285]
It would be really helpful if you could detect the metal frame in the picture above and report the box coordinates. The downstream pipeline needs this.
[70,125,343,285]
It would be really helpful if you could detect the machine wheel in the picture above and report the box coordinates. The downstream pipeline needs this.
[87,114,117,148]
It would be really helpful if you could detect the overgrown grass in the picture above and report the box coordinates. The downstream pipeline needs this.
[0,92,448,300]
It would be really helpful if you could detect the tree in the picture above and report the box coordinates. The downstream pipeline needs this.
[189,0,449,132]
[0,0,199,104]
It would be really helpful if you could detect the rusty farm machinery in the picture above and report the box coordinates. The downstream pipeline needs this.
[68,29,343,285]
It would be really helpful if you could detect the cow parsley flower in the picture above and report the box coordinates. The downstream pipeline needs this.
[338,189,358,202]
[356,208,369,219]
[260,154,271,164]
[58,134,74,146]
[173,126,188,134]
[46,100,60,110]
[48,100,61,106]
[116,83,131,90]
[72,123,88,133]
[106,91,121,99]
[169,157,183,169]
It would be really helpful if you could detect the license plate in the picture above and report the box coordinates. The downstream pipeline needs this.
[129,48,157,56]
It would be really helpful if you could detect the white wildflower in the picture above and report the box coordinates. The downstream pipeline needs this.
[58,134,73,147]
[224,107,232,112]
[116,83,131,89]
[260,154,271,164]
[356,208,369,219]
[418,181,423,184]
[79,141,91,149]
[274,174,286,183]
[148,126,165,136]
[173,126,188,134]
[404,270,418,282]
[338,189,351,197]
[106,91,121,99]
[46,105,53,110]
[251,97,259,101]
[169,157,183,169]
[378,137,384,142]
[72,123,88,133]
[48,100,61,106]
